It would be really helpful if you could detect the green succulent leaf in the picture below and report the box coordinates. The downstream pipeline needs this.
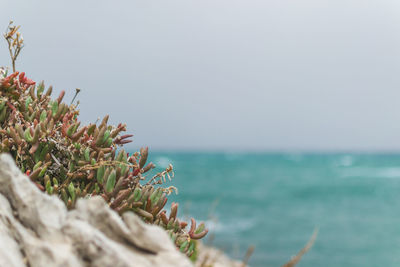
[105,170,116,193]
[23,128,33,143]
[40,110,47,122]
[105,137,113,147]
[25,96,32,110]
[38,165,47,178]
[97,165,105,184]
[84,147,90,161]
[180,240,189,252]
[37,81,45,97]
[51,100,58,116]
[39,144,49,162]
[61,189,68,204]
[68,182,76,202]
[46,180,53,194]
[102,130,110,145]
[95,183,100,193]
[74,142,81,150]
[33,161,42,171]
[0,100,6,111]
[195,223,205,234]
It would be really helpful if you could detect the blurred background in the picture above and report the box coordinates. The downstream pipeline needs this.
[2,0,400,266]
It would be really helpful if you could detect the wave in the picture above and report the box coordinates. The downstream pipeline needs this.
[339,167,400,179]
[154,156,172,168]
[336,155,354,167]
[204,218,256,233]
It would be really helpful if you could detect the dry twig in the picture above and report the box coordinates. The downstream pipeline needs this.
[3,21,24,72]
[281,228,319,267]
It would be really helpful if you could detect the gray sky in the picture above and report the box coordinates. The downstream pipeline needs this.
[1,0,400,151]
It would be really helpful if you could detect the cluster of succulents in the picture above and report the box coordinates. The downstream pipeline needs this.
[1,22,319,267]
[0,69,208,257]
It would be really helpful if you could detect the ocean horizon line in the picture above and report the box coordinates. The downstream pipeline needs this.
[125,147,400,155]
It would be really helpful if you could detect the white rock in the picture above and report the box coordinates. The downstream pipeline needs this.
[195,241,244,267]
[0,153,192,267]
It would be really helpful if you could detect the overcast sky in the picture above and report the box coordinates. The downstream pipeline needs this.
[1,0,400,151]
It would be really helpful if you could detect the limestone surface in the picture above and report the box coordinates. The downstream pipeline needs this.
[0,153,192,267]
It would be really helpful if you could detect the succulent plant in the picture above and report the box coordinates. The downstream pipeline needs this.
[0,21,207,258]
[0,69,208,257]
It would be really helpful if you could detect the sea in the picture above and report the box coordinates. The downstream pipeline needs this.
[145,152,400,267]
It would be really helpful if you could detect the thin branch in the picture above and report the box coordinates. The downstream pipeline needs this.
[281,228,319,267]
[70,88,81,105]
[3,21,24,72]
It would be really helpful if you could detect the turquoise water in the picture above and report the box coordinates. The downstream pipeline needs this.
[147,152,400,266]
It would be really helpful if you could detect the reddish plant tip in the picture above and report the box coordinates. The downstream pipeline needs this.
[190,229,209,240]
[57,90,65,103]
[18,72,35,86]
[189,218,196,234]
[35,183,45,191]
[120,134,133,139]
[132,168,141,176]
